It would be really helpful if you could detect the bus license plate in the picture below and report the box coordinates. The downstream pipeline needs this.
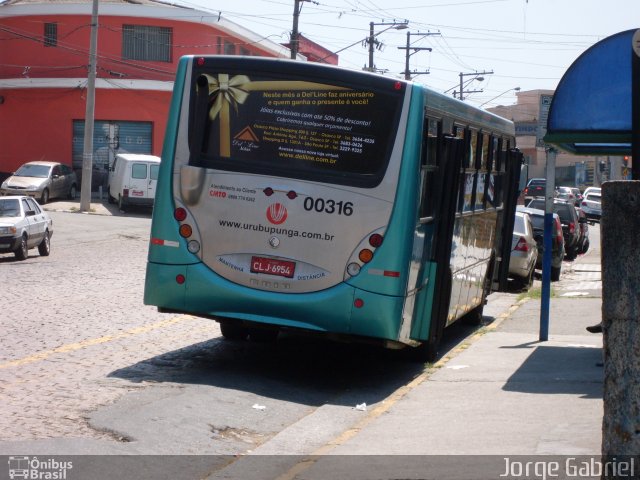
[251,256,295,278]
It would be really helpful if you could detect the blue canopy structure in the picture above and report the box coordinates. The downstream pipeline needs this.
[544,29,635,155]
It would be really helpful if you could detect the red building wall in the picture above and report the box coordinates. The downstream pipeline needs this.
[0,8,285,181]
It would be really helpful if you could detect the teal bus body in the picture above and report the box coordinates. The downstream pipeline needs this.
[145,56,520,359]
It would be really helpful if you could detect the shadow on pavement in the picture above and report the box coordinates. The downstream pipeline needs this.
[502,344,602,399]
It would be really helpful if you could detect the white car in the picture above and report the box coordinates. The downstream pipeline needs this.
[0,195,53,260]
[581,191,602,223]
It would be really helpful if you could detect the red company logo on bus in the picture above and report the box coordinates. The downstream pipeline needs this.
[266,203,288,225]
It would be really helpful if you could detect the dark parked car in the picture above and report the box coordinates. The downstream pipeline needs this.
[575,207,590,254]
[523,178,546,202]
[516,206,564,281]
[526,198,584,260]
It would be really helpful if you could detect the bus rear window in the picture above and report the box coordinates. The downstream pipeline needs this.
[188,65,405,188]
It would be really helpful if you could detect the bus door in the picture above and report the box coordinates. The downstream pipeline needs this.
[494,148,524,291]
[414,135,464,359]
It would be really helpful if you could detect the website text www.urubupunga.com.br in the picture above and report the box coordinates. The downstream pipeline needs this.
[218,219,335,242]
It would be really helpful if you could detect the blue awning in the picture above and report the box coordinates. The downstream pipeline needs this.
[544,29,635,155]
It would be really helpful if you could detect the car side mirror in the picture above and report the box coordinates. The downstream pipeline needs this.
[25,210,35,217]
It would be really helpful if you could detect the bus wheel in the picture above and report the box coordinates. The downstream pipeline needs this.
[462,304,484,326]
[220,322,248,341]
[249,327,279,343]
[407,340,439,363]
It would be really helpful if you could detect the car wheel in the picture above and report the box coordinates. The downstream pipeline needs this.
[551,265,561,281]
[118,194,125,212]
[525,265,535,289]
[581,238,590,254]
[41,188,50,204]
[38,230,51,256]
[68,184,77,199]
[220,322,248,341]
[565,247,577,261]
[14,234,28,260]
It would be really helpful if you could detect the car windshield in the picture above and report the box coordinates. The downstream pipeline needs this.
[15,164,50,178]
[586,194,601,202]
[0,199,20,217]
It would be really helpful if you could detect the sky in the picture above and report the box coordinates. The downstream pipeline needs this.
[168,0,640,110]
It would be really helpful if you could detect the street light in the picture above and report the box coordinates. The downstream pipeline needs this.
[456,70,493,101]
[367,20,408,72]
[479,87,521,108]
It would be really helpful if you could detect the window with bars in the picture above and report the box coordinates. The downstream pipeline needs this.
[44,23,57,47]
[122,25,172,62]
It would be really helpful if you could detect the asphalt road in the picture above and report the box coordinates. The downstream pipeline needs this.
[0,207,599,469]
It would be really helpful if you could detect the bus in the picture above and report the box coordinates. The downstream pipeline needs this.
[144,56,522,361]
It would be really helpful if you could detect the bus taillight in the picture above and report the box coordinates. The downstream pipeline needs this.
[174,207,187,221]
[179,224,193,238]
[359,249,373,263]
[369,233,383,247]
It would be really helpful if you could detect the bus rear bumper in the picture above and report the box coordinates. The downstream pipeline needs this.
[145,261,406,343]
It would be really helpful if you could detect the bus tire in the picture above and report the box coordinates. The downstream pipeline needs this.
[462,303,484,326]
[249,327,279,343]
[408,340,439,363]
[220,322,248,341]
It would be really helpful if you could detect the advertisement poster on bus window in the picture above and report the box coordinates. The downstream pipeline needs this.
[196,73,403,177]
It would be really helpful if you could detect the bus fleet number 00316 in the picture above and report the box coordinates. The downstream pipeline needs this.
[303,197,354,216]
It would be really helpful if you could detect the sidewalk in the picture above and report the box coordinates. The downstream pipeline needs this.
[41,195,135,216]
[218,248,604,479]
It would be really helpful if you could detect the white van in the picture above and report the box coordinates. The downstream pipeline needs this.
[108,154,161,211]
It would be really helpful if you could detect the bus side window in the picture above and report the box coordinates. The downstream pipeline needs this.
[419,117,441,220]
[493,138,507,209]
[475,133,490,210]
[461,128,477,213]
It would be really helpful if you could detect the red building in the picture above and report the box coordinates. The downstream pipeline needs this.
[0,0,334,187]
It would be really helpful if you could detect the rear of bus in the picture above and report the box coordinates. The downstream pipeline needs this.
[144,56,427,348]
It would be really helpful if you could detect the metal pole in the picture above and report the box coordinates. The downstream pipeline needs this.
[80,0,99,212]
[632,29,640,179]
[290,0,301,59]
[368,22,374,71]
[404,31,410,80]
[540,147,556,341]
[459,72,464,101]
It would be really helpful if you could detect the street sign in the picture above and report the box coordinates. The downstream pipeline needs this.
[536,94,553,147]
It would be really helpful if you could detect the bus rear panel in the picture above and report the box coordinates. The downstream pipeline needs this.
[144,55,519,357]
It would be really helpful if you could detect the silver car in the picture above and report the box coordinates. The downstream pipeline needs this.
[509,211,539,289]
[581,192,602,223]
[0,196,53,260]
[0,161,78,204]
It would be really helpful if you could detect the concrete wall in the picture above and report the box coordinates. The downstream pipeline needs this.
[601,180,640,455]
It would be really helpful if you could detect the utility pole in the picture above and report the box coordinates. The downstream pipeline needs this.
[397,31,439,80]
[290,0,302,59]
[366,20,408,72]
[458,70,493,101]
[80,0,99,212]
